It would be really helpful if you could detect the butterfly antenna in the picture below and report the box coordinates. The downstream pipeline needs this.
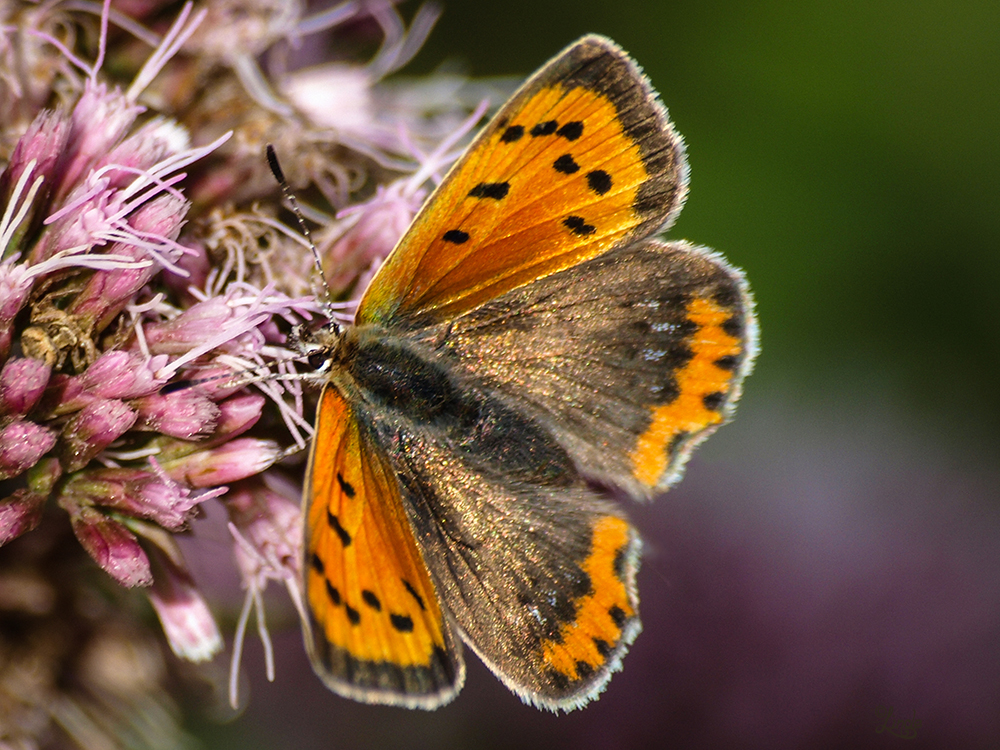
[266,145,338,326]
[158,353,304,394]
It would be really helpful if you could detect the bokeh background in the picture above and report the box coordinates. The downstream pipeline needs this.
[194,1,1000,748]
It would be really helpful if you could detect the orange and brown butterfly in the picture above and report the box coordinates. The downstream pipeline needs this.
[295,35,757,711]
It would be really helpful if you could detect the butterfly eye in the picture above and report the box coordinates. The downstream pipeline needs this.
[308,350,332,372]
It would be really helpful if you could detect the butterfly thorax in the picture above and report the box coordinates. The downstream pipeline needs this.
[320,323,579,488]
[322,325,459,420]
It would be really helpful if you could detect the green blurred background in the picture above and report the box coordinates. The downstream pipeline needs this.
[198,1,1000,748]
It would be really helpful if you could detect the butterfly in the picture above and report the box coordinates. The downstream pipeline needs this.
[295,34,756,711]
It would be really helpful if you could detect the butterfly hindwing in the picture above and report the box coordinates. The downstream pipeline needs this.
[303,385,464,708]
[360,388,641,711]
[410,239,756,498]
[357,35,687,328]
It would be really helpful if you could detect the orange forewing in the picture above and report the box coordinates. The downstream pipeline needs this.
[304,386,455,701]
[357,35,685,327]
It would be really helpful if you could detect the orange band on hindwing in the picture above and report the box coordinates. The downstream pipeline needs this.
[630,296,744,488]
[540,516,638,682]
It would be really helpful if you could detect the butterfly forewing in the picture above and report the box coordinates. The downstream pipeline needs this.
[303,385,464,708]
[356,35,687,328]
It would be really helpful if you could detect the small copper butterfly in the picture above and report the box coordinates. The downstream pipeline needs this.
[296,35,757,711]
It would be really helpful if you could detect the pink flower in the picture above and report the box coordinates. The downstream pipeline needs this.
[0,357,51,415]
[131,388,221,439]
[66,503,153,588]
[146,543,223,662]
[0,419,57,480]
[59,399,139,472]
[162,438,284,488]
[0,0,484,739]
[0,489,46,546]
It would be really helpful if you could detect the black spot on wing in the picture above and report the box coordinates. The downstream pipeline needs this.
[613,544,628,580]
[326,581,341,606]
[469,182,510,200]
[443,229,469,244]
[345,604,361,625]
[390,613,415,633]
[722,316,744,339]
[593,638,612,657]
[362,589,382,611]
[327,511,352,546]
[403,579,427,611]
[714,354,739,371]
[702,391,726,412]
[575,660,595,679]
[553,154,580,174]
[531,120,558,136]
[609,605,627,628]
[563,215,596,236]
[500,124,524,142]
[557,120,583,140]
[587,169,612,195]
[336,472,355,498]
[310,553,325,575]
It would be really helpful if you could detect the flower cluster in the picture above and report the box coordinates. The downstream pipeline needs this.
[0,1,489,746]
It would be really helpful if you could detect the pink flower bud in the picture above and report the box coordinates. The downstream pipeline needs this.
[146,546,222,662]
[128,192,187,240]
[67,243,159,336]
[212,393,265,440]
[69,505,153,587]
[56,80,144,203]
[139,480,207,530]
[0,419,57,480]
[0,489,46,546]
[143,297,237,355]
[78,351,167,400]
[0,109,71,229]
[131,388,220,439]
[0,357,51,415]
[162,438,282,487]
[60,398,138,472]
[65,467,204,531]
[97,118,190,191]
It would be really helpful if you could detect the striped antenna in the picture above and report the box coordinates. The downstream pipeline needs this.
[265,145,340,331]
[158,355,307,394]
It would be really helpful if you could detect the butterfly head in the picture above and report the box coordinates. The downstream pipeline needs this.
[288,319,345,380]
